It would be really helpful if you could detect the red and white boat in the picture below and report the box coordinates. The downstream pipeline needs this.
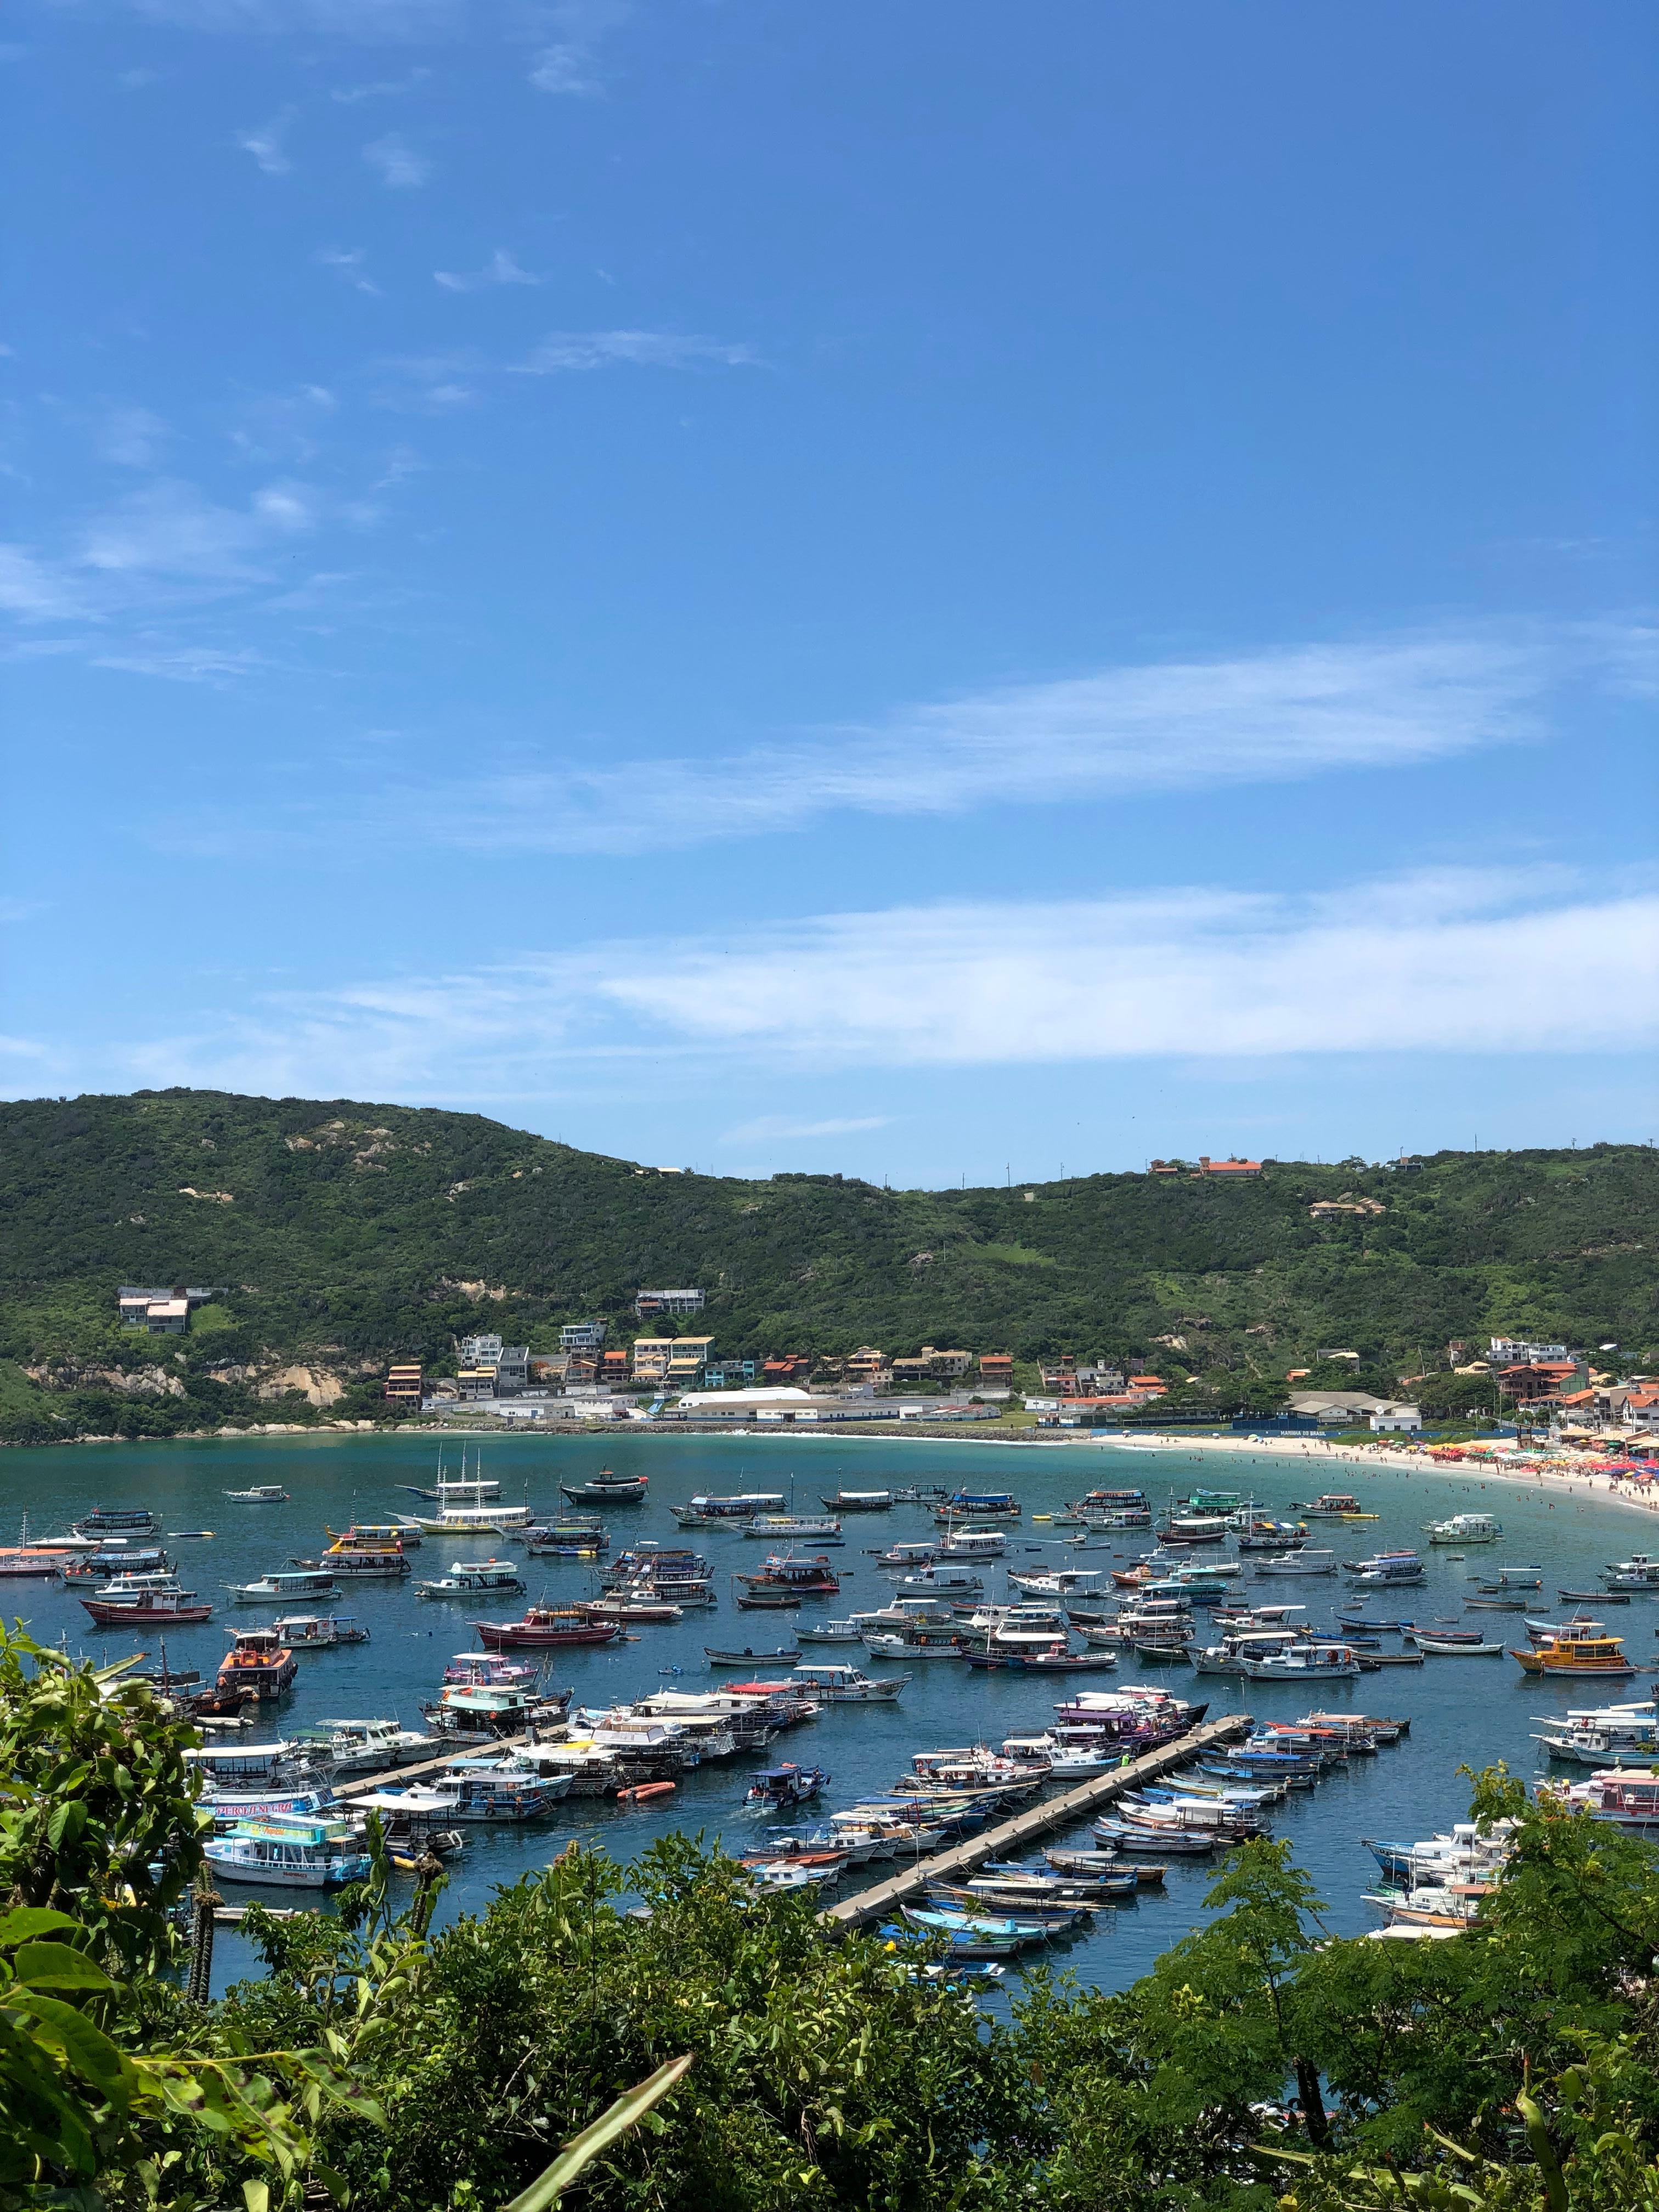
[471,1606,623,1649]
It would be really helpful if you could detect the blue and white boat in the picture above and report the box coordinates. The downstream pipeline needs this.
[204,1814,371,1888]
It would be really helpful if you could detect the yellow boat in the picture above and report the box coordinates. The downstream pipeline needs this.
[1511,1633,1635,1679]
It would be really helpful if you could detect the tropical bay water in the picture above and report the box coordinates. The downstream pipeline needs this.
[2,1427,1645,1999]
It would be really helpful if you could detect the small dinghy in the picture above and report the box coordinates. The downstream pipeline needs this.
[706,1645,801,1667]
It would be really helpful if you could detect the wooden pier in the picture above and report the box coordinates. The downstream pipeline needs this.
[819,1712,1254,1929]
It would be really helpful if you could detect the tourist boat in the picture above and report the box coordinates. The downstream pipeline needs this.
[61,1547,172,1582]
[796,1618,864,1644]
[0,1531,71,1578]
[893,1564,984,1597]
[1254,1549,1337,1577]
[863,1626,966,1660]
[292,1547,410,1582]
[1513,1632,1635,1678]
[443,1650,538,1685]
[579,1592,684,1624]
[934,1490,1021,1523]
[400,1463,500,1503]
[745,1762,829,1809]
[735,1554,841,1598]
[416,1560,527,1600]
[1192,1628,1304,1676]
[296,1717,436,1772]
[1237,1640,1362,1682]
[205,1814,370,1888]
[1424,1513,1503,1544]
[422,1765,571,1821]
[1553,1769,1659,1831]
[274,1613,370,1649]
[217,1628,300,1697]
[423,1681,570,1741]
[348,1788,466,1862]
[820,1490,892,1513]
[1343,1551,1426,1584]
[526,1521,610,1556]
[74,1507,157,1536]
[1066,1489,1153,1527]
[80,1585,213,1626]
[938,1527,1008,1560]
[1300,1494,1372,1519]
[786,1662,907,1703]
[470,1606,622,1649]
[325,1521,421,1551]
[669,1493,784,1526]
[225,1485,289,1504]
[1006,1568,1107,1599]
[395,1492,535,1536]
[1159,1514,1232,1547]
[1601,1555,1659,1591]
[706,1645,801,1667]
[227,1568,336,1605]
[598,1545,713,1601]
[1234,1520,1308,1553]
[560,1471,648,1506]
[741,1515,844,1544]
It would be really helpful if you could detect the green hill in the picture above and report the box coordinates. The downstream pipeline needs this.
[0,1088,1654,1441]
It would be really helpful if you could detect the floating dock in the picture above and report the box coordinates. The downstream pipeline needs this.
[820,1711,1254,1929]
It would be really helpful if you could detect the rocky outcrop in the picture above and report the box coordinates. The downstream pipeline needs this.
[256,1364,345,1407]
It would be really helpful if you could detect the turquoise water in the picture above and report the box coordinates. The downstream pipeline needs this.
[1,1429,1644,1997]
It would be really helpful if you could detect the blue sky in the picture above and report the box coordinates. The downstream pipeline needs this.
[2,0,1656,1185]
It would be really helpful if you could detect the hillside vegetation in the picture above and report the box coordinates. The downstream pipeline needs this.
[0,1088,1654,1441]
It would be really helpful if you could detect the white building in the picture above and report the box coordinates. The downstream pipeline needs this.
[1370,1403,1424,1434]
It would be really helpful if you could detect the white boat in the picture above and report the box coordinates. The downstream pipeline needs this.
[787,1663,909,1702]
[224,1485,290,1504]
[1424,1513,1503,1544]
[396,1502,534,1536]
[894,1565,984,1596]
[204,1814,371,1888]
[1602,1555,1659,1590]
[875,1542,939,1571]
[741,1515,844,1543]
[797,1619,865,1644]
[227,1568,337,1604]
[1006,1568,1105,1598]
[1254,1549,1337,1577]
[274,1613,370,1649]
[297,1718,436,1773]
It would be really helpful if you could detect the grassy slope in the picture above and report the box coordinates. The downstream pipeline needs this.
[0,1091,1654,1391]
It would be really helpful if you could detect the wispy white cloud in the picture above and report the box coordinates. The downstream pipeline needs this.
[95,870,1659,1102]
[434,249,543,293]
[236,109,294,175]
[314,246,381,297]
[98,406,170,468]
[363,133,430,188]
[511,329,760,373]
[722,1115,893,1143]
[332,66,431,103]
[0,544,95,622]
[329,627,1635,857]
[78,478,322,580]
[529,0,631,96]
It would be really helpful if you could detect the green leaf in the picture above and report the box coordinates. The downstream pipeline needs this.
[0,1907,81,1948]
[13,1989,132,2104]
[46,1800,89,1850]
[12,1942,116,1992]
[244,2180,270,2212]
[501,2055,693,2212]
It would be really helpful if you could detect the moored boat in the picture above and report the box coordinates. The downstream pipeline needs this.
[471,1606,622,1649]
[204,1814,370,1888]
[217,1628,299,1698]
[1513,1632,1635,1678]
[225,1485,289,1504]
[560,1471,648,1506]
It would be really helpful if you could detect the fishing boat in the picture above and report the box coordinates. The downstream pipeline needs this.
[736,1588,802,1611]
[1414,1634,1505,1656]
[935,1490,1021,1522]
[735,1554,842,1598]
[797,1618,864,1644]
[669,1493,784,1526]
[744,1762,829,1809]
[1093,1817,1214,1855]
[559,1470,648,1506]
[227,1568,336,1605]
[217,1628,300,1697]
[1476,1566,1543,1592]
[274,1613,370,1649]
[706,1646,802,1667]
[225,1485,289,1504]
[470,1606,622,1649]
[205,1814,370,1888]
[787,1662,907,1702]
[1424,1513,1503,1544]
[1254,1549,1337,1577]
[820,1490,892,1513]
[898,1907,1047,1958]
[74,1506,157,1536]
[1343,1551,1426,1585]
[80,1585,213,1626]
[579,1593,684,1624]
[416,1560,527,1600]
[1513,1632,1635,1679]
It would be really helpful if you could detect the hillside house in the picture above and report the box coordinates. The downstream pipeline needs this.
[383,1362,424,1407]
[634,1289,706,1319]
[560,1320,608,1351]
[978,1352,1013,1385]
[1200,1156,1262,1178]
[891,1346,974,1383]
